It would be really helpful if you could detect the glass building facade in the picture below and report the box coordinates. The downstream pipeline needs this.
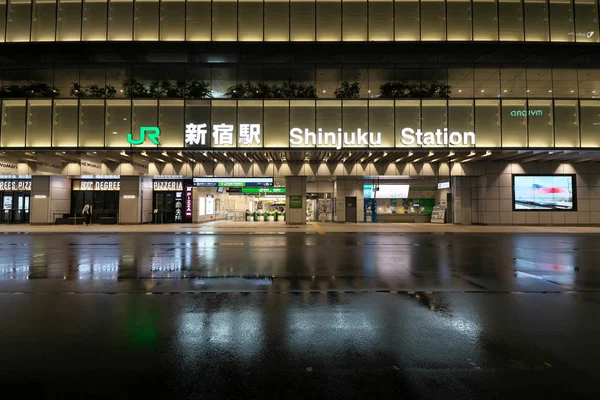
[0,0,599,43]
[0,98,597,149]
[1,0,600,226]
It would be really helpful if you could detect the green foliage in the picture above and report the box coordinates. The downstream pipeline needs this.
[225,82,318,99]
[0,82,59,98]
[70,82,116,98]
[334,81,361,99]
[379,81,452,98]
[122,78,151,98]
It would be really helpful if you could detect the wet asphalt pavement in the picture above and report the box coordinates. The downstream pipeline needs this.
[1,232,599,399]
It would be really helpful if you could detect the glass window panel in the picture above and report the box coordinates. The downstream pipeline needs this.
[343,0,367,41]
[158,100,184,147]
[29,69,54,87]
[80,68,106,90]
[526,68,552,98]
[54,68,79,99]
[186,0,211,41]
[184,99,211,149]
[475,99,501,147]
[53,99,79,147]
[107,67,130,97]
[132,99,158,148]
[57,0,83,41]
[317,0,341,41]
[32,0,57,42]
[421,100,447,148]
[549,0,574,42]
[395,100,421,148]
[395,0,420,40]
[108,0,134,40]
[501,68,526,97]
[27,100,53,147]
[475,68,500,98]
[6,0,32,42]
[134,0,159,41]
[448,99,474,148]
[574,0,599,43]
[473,0,499,40]
[83,0,108,41]
[2,100,26,147]
[368,68,394,97]
[0,0,6,42]
[578,70,600,99]
[341,100,367,149]
[239,0,263,41]
[527,99,553,147]
[499,0,524,41]
[3,69,28,87]
[501,99,528,147]
[554,100,579,147]
[160,0,185,41]
[211,100,237,148]
[211,66,237,98]
[421,68,448,87]
[79,100,105,147]
[447,0,473,41]
[238,100,263,148]
[213,0,237,41]
[290,67,316,86]
[448,68,474,97]
[342,68,368,98]
[315,100,342,149]
[265,0,290,41]
[290,100,316,148]
[264,66,290,88]
[317,67,341,98]
[106,100,131,147]
[369,100,394,147]
[291,0,316,41]
[580,100,600,147]
[264,100,290,147]
[369,0,393,41]
[421,0,446,41]
[552,69,578,98]
[524,0,549,42]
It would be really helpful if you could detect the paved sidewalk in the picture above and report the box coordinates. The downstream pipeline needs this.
[2,220,600,234]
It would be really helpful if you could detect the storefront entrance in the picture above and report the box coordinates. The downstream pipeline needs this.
[70,179,120,224]
[153,191,183,223]
[0,191,30,223]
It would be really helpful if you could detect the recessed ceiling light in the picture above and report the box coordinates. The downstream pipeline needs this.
[458,89,462,93]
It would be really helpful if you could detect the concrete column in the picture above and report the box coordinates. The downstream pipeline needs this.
[119,176,142,224]
[31,176,71,224]
[140,177,153,223]
[286,176,306,225]
[30,176,50,225]
[334,178,364,223]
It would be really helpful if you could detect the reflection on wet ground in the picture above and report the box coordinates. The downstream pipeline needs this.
[1,291,599,398]
[1,233,600,398]
[0,233,598,292]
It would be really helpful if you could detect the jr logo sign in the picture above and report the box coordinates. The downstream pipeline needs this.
[127,126,161,145]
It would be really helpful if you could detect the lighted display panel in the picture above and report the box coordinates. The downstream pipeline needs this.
[513,175,576,211]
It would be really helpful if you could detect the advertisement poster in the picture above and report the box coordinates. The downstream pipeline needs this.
[513,175,575,210]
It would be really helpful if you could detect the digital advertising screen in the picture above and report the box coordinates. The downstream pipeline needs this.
[364,184,410,199]
[513,175,576,211]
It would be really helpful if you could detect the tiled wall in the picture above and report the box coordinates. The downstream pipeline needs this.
[456,162,599,226]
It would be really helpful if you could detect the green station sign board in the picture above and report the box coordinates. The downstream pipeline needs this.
[289,195,303,209]
[241,187,286,194]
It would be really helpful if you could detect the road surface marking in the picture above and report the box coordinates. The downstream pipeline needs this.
[313,223,326,235]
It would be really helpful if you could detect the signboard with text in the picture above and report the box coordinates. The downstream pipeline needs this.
[0,180,31,191]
